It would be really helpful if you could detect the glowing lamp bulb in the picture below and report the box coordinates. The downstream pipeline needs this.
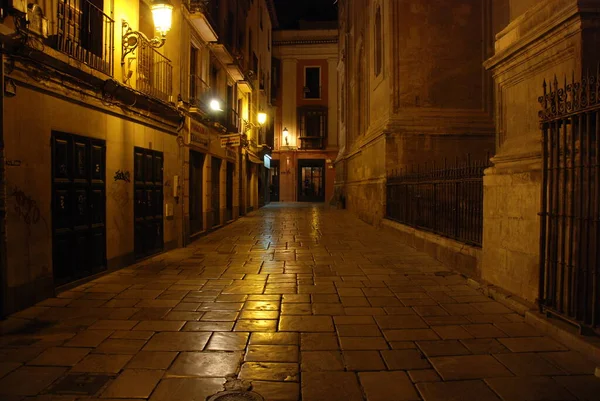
[151,0,174,37]
[210,99,222,111]
[257,112,267,125]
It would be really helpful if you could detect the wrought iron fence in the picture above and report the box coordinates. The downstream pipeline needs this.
[136,36,172,102]
[538,72,600,331]
[56,0,114,76]
[386,156,490,247]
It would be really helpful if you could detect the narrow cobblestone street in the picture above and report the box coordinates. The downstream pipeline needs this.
[0,204,599,401]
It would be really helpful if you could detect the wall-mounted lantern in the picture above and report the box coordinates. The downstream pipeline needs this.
[282,127,289,146]
[257,112,267,126]
[122,0,174,65]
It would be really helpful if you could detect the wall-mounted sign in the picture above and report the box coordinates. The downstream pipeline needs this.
[189,120,209,148]
[264,154,271,169]
[220,134,241,148]
[226,148,237,160]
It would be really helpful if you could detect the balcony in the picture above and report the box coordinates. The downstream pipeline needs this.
[299,137,324,150]
[188,74,211,115]
[298,106,327,150]
[136,35,173,103]
[56,0,114,76]
[183,0,218,42]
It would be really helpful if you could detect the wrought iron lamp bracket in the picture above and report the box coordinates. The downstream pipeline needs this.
[121,20,166,65]
[243,119,261,134]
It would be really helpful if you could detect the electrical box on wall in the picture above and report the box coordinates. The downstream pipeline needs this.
[165,203,174,217]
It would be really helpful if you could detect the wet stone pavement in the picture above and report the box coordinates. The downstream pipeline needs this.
[1,203,600,401]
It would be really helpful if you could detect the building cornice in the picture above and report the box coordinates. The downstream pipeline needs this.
[273,38,338,46]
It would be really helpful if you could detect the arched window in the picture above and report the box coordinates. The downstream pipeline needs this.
[374,5,382,77]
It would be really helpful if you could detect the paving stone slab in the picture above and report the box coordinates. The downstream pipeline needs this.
[498,337,568,353]
[101,369,164,398]
[493,352,566,376]
[485,376,576,401]
[416,380,501,401]
[251,381,300,401]
[359,371,420,401]
[553,375,600,400]
[300,333,340,350]
[429,354,513,380]
[167,351,242,377]
[239,362,299,381]
[0,366,67,396]
[301,351,344,371]
[148,378,225,401]
[205,332,249,351]
[381,349,431,370]
[245,345,299,362]
[71,354,132,373]
[279,316,334,332]
[301,372,363,401]
[144,332,210,351]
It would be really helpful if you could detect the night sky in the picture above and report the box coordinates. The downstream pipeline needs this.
[273,0,338,29]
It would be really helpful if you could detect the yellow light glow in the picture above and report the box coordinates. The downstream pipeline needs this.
[210,99,222,111]
[151,1,173,36]
[257,112,267,125]
[283,127,289,137]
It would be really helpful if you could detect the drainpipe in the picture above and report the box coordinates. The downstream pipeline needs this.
[0,50,7,318]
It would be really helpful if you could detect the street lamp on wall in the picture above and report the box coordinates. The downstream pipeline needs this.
[121,0,174,65]
[257,112,267,126]
[283,127,289,146]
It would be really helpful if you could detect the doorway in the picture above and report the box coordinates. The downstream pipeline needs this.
[189,150,204,235]
[211,157,221,227]
[270,160,280,201]
[298,159,325,202]
[226,162,234,222]
[134,147,164,259]
[51,132,106,286]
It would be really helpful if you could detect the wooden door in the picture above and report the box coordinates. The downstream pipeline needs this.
[134,147,164,258]
[52,131,106,286]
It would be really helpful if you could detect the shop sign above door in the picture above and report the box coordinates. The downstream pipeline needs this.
[220,134,241,148]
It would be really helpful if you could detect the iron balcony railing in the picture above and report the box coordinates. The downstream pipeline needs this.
[386,156,490,247]
[56,0,115,76]
[183,0,218,33]
[189,74,211,108]
[136,35,173,102]
[299,137,324,150]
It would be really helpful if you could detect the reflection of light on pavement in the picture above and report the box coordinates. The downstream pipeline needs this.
[311,205,321,234]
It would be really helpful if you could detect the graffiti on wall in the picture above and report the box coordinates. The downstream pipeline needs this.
[114,170,131,183]
[10,186,41,225]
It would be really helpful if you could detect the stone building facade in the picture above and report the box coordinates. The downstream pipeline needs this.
[271,27,338,203]
[0,0,276,316]
[337,0,600,310]
[336,0,496,225]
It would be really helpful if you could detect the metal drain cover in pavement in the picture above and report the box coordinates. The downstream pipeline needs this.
[207,390,264,401]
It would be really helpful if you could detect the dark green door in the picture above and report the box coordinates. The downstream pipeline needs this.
[52,132,106,286]
[134,147,163,258]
